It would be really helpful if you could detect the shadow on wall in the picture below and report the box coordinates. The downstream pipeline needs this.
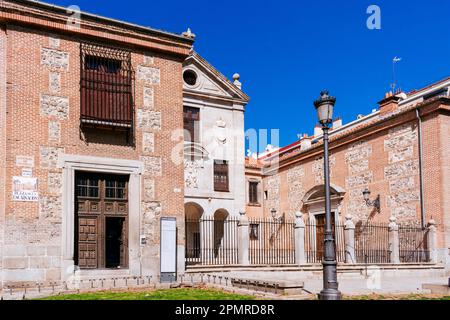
[80,127,132,147]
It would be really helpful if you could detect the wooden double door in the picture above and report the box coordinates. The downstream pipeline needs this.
[315,213,336,261]
[75,172,129,270]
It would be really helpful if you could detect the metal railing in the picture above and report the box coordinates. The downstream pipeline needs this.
[248,218,296,265]
[399,225,430,263]
[355,221,390,264]
[305,219,346,264]
[185,217,239,266]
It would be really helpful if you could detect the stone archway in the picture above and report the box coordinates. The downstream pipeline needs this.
[302,184,346,262]
[184,202,204,263]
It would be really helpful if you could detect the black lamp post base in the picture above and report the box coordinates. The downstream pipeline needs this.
[318,289,342,301]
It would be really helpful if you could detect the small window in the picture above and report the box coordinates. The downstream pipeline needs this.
[85,55,122,74]
[183,70,198,86]
[214,160,229,192]
[248,181,259,205]
[264,191,268,200]
[105,177,127,200]
[250,224,259,240]
[76,176,99,198]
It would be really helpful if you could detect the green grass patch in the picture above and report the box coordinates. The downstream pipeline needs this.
[39,288,256,301]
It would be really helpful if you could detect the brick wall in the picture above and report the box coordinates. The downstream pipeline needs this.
[261,119,424,224]
[2,25,186,285]
[0,26,7,280]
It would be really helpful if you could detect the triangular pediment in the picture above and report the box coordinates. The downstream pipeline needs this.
[183,52,249,103]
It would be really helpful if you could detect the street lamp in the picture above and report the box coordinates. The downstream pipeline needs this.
[271,208,277,220]
[314,90,342,300]
[362,188,381,213]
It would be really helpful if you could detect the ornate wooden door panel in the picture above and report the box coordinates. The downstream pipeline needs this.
[77,218,98,269]
[75,173,129,270]
[316,213,336,261]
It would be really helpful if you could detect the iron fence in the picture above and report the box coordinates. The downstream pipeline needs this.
[399,225,430,263]
[304,218,346,264]
[248,218,296,265]
[185,217,239,266]
[355,221,390,264]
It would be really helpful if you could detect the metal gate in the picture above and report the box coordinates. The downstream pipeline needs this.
[248,218,296,265]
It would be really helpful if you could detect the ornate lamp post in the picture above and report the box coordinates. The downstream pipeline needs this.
[314,90,342,300]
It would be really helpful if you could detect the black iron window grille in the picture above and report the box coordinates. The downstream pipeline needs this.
[249,181,259,204]
[214,160,229,192]
[80,43,135,132]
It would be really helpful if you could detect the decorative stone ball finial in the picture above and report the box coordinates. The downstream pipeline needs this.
[345,214,353,222]
[295,212,303,219]
[239,209,246,216]
[233,73,242,89]
[389,216,397,223]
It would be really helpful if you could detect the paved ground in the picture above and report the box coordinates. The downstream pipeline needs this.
[302,276,449,296]
[206,269,449,296]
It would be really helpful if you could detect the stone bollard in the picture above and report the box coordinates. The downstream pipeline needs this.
[427,219,438,263]
[344,215,356,264]
[388,216,400,264]
[238,210,250,266]
[294,212,306,265]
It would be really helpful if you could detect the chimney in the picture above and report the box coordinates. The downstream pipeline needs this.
[332,118,343,130]
[314,125,322,137]
[233,73,242,89]
[378,91,401,116]
[300,135,312,150]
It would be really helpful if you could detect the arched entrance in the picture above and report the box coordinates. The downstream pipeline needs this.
[184,203,204,265]
[302,184,346,262]
[213,209,229,258]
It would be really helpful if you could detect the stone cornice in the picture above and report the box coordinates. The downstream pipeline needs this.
[0,0,193,57]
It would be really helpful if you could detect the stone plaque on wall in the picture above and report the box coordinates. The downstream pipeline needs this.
[16,156,35,168]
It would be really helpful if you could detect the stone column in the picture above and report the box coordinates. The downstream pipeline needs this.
[427,219,438,264]
[388,216,400,264]
[344,215,356,264]
[294,212,306,265]
[238,210,250,266]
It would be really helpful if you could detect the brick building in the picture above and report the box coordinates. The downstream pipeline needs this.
[245,78,450,269]
[0,0,201,287]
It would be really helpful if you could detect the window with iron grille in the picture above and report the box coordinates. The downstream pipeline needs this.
[184,106,200,160]
[214,160,229,192]
[80,43,134,129]
[248,181,259,204]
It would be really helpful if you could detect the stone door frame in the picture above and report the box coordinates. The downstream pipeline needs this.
[59,154,143,281]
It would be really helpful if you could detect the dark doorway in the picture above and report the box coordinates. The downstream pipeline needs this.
[105,217,126,268]
[75,172,129,270]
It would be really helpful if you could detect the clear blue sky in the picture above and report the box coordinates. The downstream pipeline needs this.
[47,0,450,151]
